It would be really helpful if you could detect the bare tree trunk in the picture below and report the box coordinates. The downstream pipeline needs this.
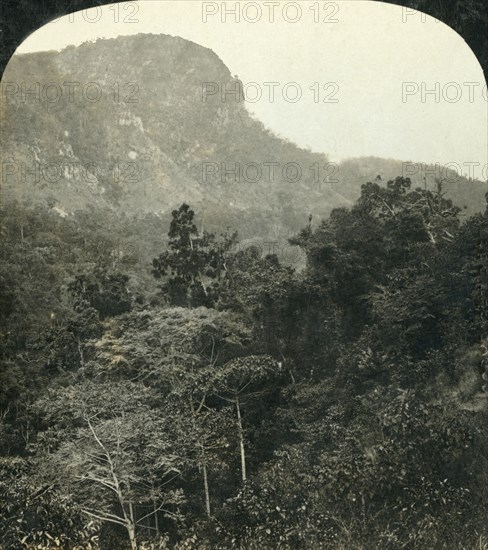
[191,397,212,515]
[153,498,160,536]
[77,337,84,367]
[84,418,138,550]
[128,503,137,550]
[236,396,247,482]
[127,521,137,550]
[202,458,211,516]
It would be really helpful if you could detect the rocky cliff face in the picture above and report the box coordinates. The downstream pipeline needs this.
[1,33,485,239]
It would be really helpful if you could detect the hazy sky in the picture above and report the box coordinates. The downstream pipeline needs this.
[13,0,488,177]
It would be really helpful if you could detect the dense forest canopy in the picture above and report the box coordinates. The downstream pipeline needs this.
[1,176,488,549]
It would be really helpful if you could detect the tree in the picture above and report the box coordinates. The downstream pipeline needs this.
[152,204,237,308]
[32,381,191,549]
[0,457,96,550]
[68,266,132,319]
[219,246,304,364]
[172,389,233,518]
[197,355,283,483]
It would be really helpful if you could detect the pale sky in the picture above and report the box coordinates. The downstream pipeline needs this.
[12,0,488,177]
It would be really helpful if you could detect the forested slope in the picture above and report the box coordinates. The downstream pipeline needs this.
[1,178,487,549]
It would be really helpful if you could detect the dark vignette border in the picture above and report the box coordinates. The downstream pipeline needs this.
[0,0,487,78]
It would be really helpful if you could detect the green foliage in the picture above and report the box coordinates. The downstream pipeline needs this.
[219,247,300,357]
[32,381,191,549]
[0,457,97,550]
[152,204,237,308]
[199,355,283,396]
[68,266,132,319]
[2,182,488,548]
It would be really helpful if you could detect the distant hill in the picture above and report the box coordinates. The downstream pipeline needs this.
[1,33,486,243]
[334,156,487,217]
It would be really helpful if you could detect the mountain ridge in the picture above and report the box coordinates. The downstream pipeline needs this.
[1,33,486,240]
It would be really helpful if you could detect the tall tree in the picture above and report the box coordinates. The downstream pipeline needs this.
[152,204,237,307]
[198,355,283,483]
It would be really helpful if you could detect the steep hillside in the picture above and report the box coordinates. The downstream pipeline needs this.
[1,33,486,241]
[1,34,346,238]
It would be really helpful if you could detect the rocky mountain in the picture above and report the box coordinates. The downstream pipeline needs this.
[1,33,486,241]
